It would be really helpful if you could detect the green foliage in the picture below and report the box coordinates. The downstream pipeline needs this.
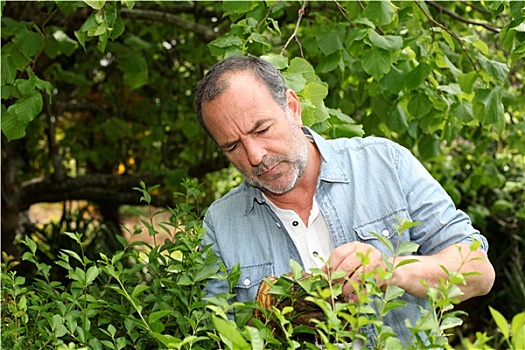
[1,0,524,343]
[1,182,229,349]
[1,183,523,349]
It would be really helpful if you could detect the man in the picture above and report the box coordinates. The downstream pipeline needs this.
[194,55,495,344]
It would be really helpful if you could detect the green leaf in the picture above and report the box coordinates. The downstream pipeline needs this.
[13,94,40,123]
[223,0,258,17]
[489,306,510,340]
[194,265,219,282]
[477,54,510,80]
[405,63,432,90]
[110,15,125,40]
[212,316,250,349]
[451,101,473,122]
[363,1,395,26]
[208,34,243,56]
[383,299,406,313]
[386,103,409,134]
[1,54,17,85]
[84,0,106,10]
[512,312,525,350]
[261,53,288,70]
[23,236,38,254]
[245,326,264,350]
[249,32,271,51]
[288,57,316,83]
[289,259,303,280]
[64,231,83,244]
[397,241,419,255]
[474,88,504,132]
[328,124,364,139]
[408,92,432,119]
[440,316,464,330]
[2,106,25,140]
[384,285,405,301]
[317,51,343,74]
[302,82,328,104]
[317,29,344,56]
[52,314,68,337]
[394,258,420,268]
[418,134,441,160]
[61,249,83,265]
[148,310,172,324]
[362,48,391,80]
[85,266,99,285]
[345,27,369,48]
[97,30,110,52]
[152,333,182,348]
[283,72,306,92]
[18,31,45,58]
[438,83,463,96]
[441,30,455,50]
[131,284,149,298]
[380,66,404,94]
[46,30,79,58]
[368,31,403,51]
[371,232,394,254]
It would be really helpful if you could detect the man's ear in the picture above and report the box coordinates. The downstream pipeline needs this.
[286,89,303,126]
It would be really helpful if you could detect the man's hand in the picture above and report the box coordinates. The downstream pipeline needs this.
[323,242,495,302]
[322,242,387,301]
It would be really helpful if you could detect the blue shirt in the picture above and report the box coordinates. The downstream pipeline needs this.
[202,127,488,344]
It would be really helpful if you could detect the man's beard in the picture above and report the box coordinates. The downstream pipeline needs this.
[241,128,308,195]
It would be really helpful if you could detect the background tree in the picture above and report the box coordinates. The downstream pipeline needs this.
[1,0,524,338]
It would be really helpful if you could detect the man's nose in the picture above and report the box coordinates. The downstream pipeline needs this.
[244,139,267,167]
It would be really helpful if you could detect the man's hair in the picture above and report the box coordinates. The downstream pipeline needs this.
[194,55,288,141]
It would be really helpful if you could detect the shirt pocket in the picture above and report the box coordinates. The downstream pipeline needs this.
[354,210,412,255]
[234,262,274,302]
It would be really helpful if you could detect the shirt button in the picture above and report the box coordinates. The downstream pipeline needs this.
[382,229,389,237]
[243,278,251,286]
[292,221,299,227]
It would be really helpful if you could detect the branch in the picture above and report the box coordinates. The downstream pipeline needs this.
[333,0,354,27]
[256,0,283,31]
[19,174,175,210]
[43,92,66,182]
[414,0,477,71]
[119,8,218,41]
[427,1,500,33]
[281,1,306,57]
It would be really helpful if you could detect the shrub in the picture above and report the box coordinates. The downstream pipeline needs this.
[1,181,522,349]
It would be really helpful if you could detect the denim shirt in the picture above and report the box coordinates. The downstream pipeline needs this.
[202,128,488,344]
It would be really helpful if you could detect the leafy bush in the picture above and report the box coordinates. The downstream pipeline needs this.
[1,181,523,349]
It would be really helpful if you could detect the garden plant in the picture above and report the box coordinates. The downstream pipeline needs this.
[2,181,524,349]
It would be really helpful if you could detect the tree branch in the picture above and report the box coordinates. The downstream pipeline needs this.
[281,1,306,57]
[427,1,500,33]
[119,8,219,41]
[415,0,478,71]
[19,174,175,210]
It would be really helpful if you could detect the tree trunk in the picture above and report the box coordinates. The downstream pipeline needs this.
[1,136,25,258]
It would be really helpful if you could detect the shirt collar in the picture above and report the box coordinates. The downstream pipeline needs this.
[303,127,349,184]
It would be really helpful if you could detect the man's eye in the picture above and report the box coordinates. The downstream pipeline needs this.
[224,144,238,152]
[257,127,270,135]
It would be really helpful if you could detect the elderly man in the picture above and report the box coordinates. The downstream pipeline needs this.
[194,55,495,344]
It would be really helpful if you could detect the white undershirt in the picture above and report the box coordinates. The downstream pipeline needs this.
[263,194,334,272]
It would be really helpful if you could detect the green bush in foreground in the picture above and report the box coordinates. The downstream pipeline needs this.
[1,181,524,349]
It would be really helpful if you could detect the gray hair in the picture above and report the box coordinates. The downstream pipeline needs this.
[194,56,288,141]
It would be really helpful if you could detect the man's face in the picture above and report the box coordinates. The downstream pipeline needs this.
[201,72,308,194]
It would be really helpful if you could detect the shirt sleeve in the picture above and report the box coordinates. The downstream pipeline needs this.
[395,143,489,254]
